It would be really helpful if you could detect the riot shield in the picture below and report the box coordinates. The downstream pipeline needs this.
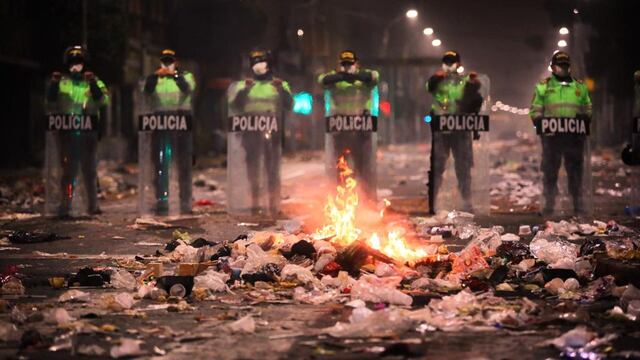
[226,83,283,216]
[137,93,193,216]
[427,74,491,214]
[323,86,379,202]
[44,113,99,217]
[534,115,593,216]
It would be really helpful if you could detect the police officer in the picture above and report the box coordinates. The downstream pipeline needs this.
[230,49,292,215]
[529,51,592,215]
[427,50,483,212]
[45,45,109,217]
[143,49,196,215]
[318,50,379,200]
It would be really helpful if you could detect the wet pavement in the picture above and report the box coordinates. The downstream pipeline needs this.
[0,141,639,360]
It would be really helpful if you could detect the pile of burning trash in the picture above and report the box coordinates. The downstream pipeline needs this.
[2,156,640,358]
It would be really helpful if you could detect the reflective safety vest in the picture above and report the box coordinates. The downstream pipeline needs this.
[428,73,470,115]
[227,79,291,115]
[149,71,196,112]
[46,76,110,115]
[529,75,592,119]
[318,69,379,116]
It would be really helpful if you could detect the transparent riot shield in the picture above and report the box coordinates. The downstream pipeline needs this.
[534,115,593,216]
[137,93,193,216]
[44,113,98,217]
[226,83,283,216]
[324,86,379,202]
[427,74,491,215]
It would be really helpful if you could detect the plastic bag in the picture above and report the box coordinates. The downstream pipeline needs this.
[110,269,137,291]
[194,269,230,292]
[110,338,144,358]
[228,315,256,333]
[324,308,413,338]
[280,264,318,285]
[45,308,74,326]
[100,292,135,311]
[58,289,90,303]
[529,234,578,270]
[350,274,412,306]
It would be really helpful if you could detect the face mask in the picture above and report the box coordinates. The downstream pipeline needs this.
[161,62,176,72]
[442,63,458,73]
[553,65,570,78]
[252,61,268,76]
[69,63,84,73]
[340,64,356,74]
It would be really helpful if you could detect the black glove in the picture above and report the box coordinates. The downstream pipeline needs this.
[86,73,104,102]
[143,74,158,94]
[174,72,191,94]
[353,70,373,83]
[321,72,346,86]
[473,131,480,140]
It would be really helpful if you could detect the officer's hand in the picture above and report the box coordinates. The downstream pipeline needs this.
[271,78,283,87]
[51,71,62,82]
[83,71,95,81]
[155,67,172,76]
[244,78,254,87]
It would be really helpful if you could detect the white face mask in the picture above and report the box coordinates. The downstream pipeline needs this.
[442,63,458,73]
[161,63,176,72]
[340,64,357,74]
[252,61,268,76]
[69,64,84,73]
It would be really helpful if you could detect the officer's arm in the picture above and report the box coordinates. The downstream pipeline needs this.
[46,79,60,103]
[143,74,159,94]
[353,70,379,84]
[580,83,593,119]
[319,71,345,87]
[95,79,110,106]
[427,72,445,93]
[89,77,104,102]
[230,82,251,111]
[529,84,545,124]
[174,71,193,95]
[279,82,293,110]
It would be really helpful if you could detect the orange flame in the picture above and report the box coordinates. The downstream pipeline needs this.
[315,155,432,262]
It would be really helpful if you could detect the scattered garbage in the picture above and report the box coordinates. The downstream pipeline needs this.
[228,315,256,334]
[58,289,90,303]
[110,338,145,358]
[8,230,70,244]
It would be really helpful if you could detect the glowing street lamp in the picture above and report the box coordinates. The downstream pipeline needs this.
[558,40,567,48]
[559,27,569,35]
[431,38,441,47]
[405,9,418,19]
[296,29,304,37]
[422,27,434,36]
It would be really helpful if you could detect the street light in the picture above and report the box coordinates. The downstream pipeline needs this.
[558,40,567,48]
[406,9,418,19]
[296,29,304,37]
[559,27,569,35]
[431,38,441,47]
[422,27,434,36]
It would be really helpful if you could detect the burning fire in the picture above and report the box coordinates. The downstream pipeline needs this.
[315,155,431,263]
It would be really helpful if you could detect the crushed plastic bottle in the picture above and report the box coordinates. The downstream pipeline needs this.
[529,234,578,270]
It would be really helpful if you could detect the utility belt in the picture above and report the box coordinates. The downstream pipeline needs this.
[431,113,490,133]
[138,111,192,131]
[325,114,377,133]
[535,116,590,136]
[46,113,99,132]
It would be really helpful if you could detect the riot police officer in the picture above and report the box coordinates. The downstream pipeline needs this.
[529,51,592,215]
[227,49,292,216]
[427,50,483,213]
[45,45,110,217]
[142,49,196,215]
[318,50,380,201]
